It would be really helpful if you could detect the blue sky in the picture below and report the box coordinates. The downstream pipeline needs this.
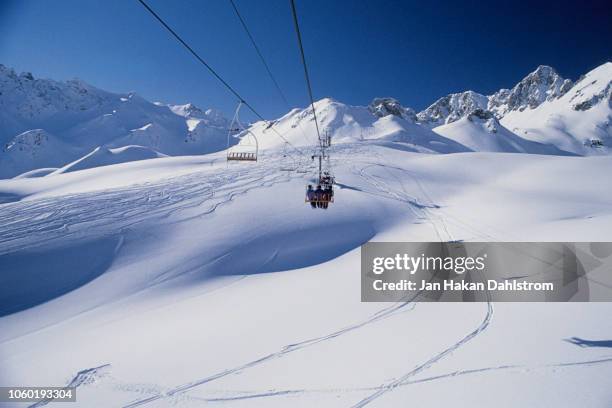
[1,0,610,121]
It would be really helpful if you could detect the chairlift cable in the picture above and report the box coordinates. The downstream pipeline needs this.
[289,0,334,208]
[288,0,323,150]
[228,0,316,151]
[136,0,307,158]
[228,0,290,108]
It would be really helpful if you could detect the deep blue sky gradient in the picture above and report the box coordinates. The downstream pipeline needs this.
[0,0,610,121]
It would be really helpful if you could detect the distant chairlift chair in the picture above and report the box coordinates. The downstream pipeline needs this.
[226,102,259,162]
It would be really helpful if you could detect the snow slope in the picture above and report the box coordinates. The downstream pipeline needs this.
[1,129,79,177]
[433,110,573,154]
[1,143,612,407]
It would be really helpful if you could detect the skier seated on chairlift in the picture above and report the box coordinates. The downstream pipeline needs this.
[325,186,334,208]
[322,185,333,209]
[314,185,324,208]
[306,185,317,208]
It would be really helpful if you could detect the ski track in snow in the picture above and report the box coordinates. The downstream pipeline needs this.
[354,162,454,242]
[121,301,419,407]
[8,146,607,407]
[178,356,612,403]
[347,161,496,406]
[3,147,501,408]
[0,156,299,256]
[351,291,493,407]
[28,364,110,408]
[120,156,465,407]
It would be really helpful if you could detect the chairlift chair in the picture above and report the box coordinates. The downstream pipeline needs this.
[226,102,259,162]
[305,175,335,207]
[227,133,258,162]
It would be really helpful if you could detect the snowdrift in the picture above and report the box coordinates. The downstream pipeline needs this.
[52,145,168,175]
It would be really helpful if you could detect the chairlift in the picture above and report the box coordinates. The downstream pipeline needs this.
[305,152,335,208]
[305,180,334,209]
[226,102,258,162]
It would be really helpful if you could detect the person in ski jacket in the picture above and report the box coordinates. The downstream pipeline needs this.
[314,185,324,208]
[306,185,316,208]
[322,186,332,209]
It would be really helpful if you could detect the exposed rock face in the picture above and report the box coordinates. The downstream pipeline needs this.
[572,82,611,111]
[488,65,573,116]
[467,110,499,133]
[368,97,417,121]
[416,91,488,127]
[415,65,576,127]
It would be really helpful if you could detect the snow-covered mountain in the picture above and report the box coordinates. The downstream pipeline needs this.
[414,63,611,155]
[247,62,609,159]
[416,66,575,126]
[0,64,233,178]
[247,97,469,154]
[500,63,612,155]
[1,62,610,178]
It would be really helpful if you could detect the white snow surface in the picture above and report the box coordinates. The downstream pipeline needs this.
[1,62,612,407]
[1,141,612,407]
[433,112,572,154]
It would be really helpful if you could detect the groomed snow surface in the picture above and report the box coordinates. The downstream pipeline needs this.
[1,143,612,407]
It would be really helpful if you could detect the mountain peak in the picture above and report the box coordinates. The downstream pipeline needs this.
[417,91,488,127]
[169,103,205,118]
[488,65,573,116]
[368,97,416,121]
[532,64,557,76]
